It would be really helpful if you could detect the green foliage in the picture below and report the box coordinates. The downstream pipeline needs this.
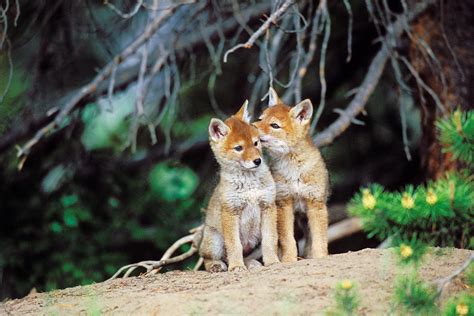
[0,59,29,134]
[349,110,474,249]
[443,293,474,316]
[80,94,134,151]
[149,162,198,202]
[172,114,212,141]
[326,280,360,316]
[394,237,427,266]
[437,110,474,166]
[0,155,202,298]
[393,274,438,315]
[348,173,473,249]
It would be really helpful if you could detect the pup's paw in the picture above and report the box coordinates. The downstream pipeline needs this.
[229,265,247,272]
[245,259,263,269]
[209,262,227,273]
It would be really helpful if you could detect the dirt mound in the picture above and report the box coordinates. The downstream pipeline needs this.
[2,248,472,315]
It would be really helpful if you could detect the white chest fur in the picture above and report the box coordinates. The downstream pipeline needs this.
[221,166,276,253]
[239,202,261,253]
[272,158,312,199]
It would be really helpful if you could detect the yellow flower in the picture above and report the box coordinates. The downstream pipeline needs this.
[341,279,353,290]
[401,193,414,209]
[426,189,438,205]
[400,244,413,258]
[362,189,376,210]
[456,303,468,315]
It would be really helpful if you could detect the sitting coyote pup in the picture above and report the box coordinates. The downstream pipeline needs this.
[199,101,280,272]
[254,88,329,262]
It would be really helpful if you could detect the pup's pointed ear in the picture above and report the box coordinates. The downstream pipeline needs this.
[268,87,282,107]
[290,99,313,125]
[209,118,230,141]
[235,99,251,123]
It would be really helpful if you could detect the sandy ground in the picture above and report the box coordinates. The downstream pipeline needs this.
[1,248,472,315]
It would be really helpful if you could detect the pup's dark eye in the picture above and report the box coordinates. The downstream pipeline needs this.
[234,145,243,152]
[254,141,258,146]
[270,123,280,129]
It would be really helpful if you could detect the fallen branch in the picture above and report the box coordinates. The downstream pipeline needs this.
[108,247,198,280]
[435,253,473,298]
[108,225,203,280]
[108,216,363,279]
[327,217,362,242]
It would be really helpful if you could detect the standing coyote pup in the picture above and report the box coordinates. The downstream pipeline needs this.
[254,88,329,262]
[199,101,280,272]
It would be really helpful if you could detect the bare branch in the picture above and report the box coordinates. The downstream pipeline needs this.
[0,4,8,50]
[311,1,331,133]
[342,0,353,63]
[107,61,118,112]
[435,254,473,298]
[104,0,144,19]
[327,218,362,243]
[223,0,294,63]
[292,1,324,103]
[108,246,198,280]
[13,0,19,26]
[398,55,446,114]
[314,0,437,147]
[16,2,194,159]
[0,39,13,104]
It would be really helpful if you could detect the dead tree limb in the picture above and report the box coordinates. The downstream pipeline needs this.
[435,253,473,298]
[313,0,436,147]
[108,217,363,279]
[15,3,190,160]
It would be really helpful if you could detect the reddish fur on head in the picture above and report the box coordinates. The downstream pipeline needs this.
[209,101,262,170]
[254,89,313,153]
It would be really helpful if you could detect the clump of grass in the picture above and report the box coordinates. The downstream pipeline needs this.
[394,274,438,315]
[326,279,359,316]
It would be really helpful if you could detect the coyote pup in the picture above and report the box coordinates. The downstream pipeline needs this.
[254,88,329,262]
[199,101,280,272]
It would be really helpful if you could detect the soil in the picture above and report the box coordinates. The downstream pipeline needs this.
[1,248,472,315]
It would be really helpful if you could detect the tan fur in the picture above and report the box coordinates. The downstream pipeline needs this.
[254,89,329,261]
[199,101,280,272]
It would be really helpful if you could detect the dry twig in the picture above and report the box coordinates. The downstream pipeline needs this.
[435,253,473,298]
[223,0,294,63]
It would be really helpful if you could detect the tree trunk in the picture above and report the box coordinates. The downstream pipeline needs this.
[409,0,474,179]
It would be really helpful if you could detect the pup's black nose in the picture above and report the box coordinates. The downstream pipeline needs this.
[253,158,261,166]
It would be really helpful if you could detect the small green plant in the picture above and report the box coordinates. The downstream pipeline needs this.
[443,292,474,316]
[393,274,438,315]
[465,262,474,287]
[348,110,474,249]
[437,110,474,165]
[326,280,359,316]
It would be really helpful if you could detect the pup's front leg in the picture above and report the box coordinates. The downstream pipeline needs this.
[260,202,280,266]
[200,225,227,272]
[221,207,246,271]
[277,198,298,262]
[306,199,329,258]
